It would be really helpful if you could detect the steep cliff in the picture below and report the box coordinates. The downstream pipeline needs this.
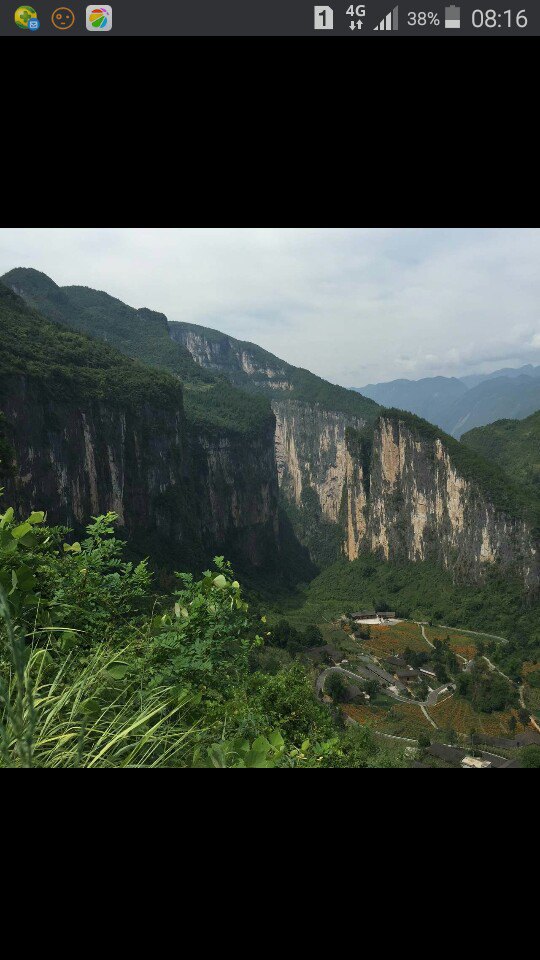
[169,322,540,588]
[0,283,279,570]
[169,321,380,565]
[343,412,540,590]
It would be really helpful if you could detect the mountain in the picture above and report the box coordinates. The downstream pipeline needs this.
[442,376,540,437]
[342,409,539,591]
[169,321,381,566]
[3,268,539,592]
[170,321,540,590]
[355,366,540,438]
[462,410,540,498]
[354,376,468,426]
[0,280,280,571]
[1,268,273,438]
[460,364,540,389]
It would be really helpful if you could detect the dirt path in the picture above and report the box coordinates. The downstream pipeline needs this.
[420,704,437,728]
[415,621,435,649]
[437,624,509,644]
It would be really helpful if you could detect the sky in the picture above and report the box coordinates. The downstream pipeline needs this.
[1,227,539,386]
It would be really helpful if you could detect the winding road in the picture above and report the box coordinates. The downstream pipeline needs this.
[317,664,451,711]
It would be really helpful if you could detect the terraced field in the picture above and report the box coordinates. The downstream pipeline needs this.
[429,696,528,737]
[424,626,477,660]
[343,701,433,739]
[358,620,431,657]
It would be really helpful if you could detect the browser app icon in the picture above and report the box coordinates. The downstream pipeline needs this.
[86,5,112,30]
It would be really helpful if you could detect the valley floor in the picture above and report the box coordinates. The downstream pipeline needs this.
[286,616,540,765]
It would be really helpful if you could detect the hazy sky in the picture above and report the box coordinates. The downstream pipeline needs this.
[1,227,539,386]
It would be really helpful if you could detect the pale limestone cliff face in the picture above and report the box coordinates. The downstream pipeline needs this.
[343,416,539,590]
[171,328,291,391]
[272,399,367,522]
[170,324,539,587]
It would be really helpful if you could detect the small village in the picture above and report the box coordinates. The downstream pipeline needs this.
[309,610,540,769]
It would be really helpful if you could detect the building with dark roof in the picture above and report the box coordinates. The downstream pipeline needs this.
[395,668,421,682]
[427,743,466,765]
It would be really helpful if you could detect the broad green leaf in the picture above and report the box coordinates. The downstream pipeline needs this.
[106,663,131,680]
[208,744,228,768]
[28,511,45,525]
[213,574,227,589]
[12,521,32,539]
[244,750,271,768]
[0,507,14,528]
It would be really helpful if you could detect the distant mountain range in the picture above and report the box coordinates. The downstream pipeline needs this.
[354,365,540,437]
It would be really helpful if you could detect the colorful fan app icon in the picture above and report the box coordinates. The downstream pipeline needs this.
[86,5,112,30]
[14,6,40,29]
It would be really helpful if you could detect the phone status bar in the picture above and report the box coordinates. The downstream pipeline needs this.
[1,0,538,35]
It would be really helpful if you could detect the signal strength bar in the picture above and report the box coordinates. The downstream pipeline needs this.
[374,5,398,29]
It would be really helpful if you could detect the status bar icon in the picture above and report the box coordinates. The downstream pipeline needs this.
[374,5,398,30]
[314,5,333,29]
[445,5,460,28]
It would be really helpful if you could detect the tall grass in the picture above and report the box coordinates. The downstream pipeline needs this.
[0,587,197,768]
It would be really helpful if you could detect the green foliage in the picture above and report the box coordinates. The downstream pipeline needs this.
[456,660,517,713]
[462,411,540,502]
[519,745,540,768]
[325,671,348,703]
[268,618,323,652]
[0,503,152,650]
[0,272,274,440]
[0,283,184,409]
[139,557,263,691]
[0,503,406,768]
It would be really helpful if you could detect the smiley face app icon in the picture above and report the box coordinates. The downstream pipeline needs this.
[52,7,75,29]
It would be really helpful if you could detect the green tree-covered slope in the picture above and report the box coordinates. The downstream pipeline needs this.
[1,269,273,439]
[170,320,381,422]
[462,410,540,499]
[0,283,183,409]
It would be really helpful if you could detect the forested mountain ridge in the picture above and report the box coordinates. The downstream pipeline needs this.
[169,320,540,589]
[0,282,280,570]
[1,268,273,439]
[462,410,540,499]
[3,269,538,592]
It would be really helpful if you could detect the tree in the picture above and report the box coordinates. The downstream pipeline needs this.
[302,624,323,647]
[507,714,517,736]
[364,679,379,699]
[325,672,348,703]
[518,708,530,726]
[417,732,431,751]
[520,746,540,769]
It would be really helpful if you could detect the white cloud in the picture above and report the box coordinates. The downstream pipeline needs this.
[1,227,539,385]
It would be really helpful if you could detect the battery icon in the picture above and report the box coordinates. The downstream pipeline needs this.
[445,5,460,28]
